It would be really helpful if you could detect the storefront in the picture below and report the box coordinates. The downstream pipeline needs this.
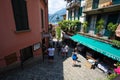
[71,34,120,62]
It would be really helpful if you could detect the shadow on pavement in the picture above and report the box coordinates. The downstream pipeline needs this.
[0,44,74,80]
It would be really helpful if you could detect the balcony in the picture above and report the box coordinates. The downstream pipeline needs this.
[65,0,72,3]
[66,0,81,10]
[83,3,120,15]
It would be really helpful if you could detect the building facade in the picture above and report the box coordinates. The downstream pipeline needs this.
[84,0,120,37]
[65,0,86,23]
[0,0,48,70]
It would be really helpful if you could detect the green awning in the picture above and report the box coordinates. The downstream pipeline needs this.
[71,34,120,61]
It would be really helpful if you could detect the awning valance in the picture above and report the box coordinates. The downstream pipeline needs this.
[71,34,120,61]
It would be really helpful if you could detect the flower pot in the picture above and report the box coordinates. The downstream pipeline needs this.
[96,33,102,37]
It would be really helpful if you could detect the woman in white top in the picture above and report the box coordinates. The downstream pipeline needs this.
[64,45,69,57]
[48,45,55,62]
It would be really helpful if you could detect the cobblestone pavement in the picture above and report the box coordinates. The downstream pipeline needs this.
[0,48,107,80]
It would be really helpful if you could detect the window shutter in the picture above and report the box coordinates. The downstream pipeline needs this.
[11,0,29,31]
[41,9,44,28]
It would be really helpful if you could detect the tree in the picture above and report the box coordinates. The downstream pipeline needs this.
[55,27,61,40]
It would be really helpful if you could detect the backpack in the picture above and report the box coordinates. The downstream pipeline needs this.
[72,53,77,60]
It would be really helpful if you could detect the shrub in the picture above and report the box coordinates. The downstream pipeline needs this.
[107,22,118,33]
[107,73,118,80]
[55,27,61,40]
[96,18,104,34]
[112,40,120,48]
[58,20,80,33]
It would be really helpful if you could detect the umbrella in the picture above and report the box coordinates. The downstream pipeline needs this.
[114,67,120,74]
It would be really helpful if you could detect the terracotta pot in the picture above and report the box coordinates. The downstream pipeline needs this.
[96,33,102,37]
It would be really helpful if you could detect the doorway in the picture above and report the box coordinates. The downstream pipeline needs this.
[20,46,33,63]
[89,15,97,34]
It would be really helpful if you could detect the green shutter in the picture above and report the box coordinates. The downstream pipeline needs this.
[68,11,70,20]
[92,0,99,9]
[80,7,82,16]
[74,9,76,20]
[112,0,120,4]
[70,11,72,20]
[78,7,82,17]
[41,9,44,28]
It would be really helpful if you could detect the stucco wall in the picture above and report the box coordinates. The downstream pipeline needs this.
[0,0,48,68]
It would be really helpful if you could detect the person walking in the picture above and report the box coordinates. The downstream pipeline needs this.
[72,48,78,66]
[64,45,69,57]
[61,45,66,58]
[47,45,55,62]
[42,44,47,62]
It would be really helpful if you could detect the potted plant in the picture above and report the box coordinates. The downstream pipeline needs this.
[107,22,118,39]
[112,40,120,49]
[58,20,68,32]
[70,20,80,34]
[107,73,118,80]
[96,18,104,36]
[82,21,88,33]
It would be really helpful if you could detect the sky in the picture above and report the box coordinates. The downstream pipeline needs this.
[48,0,66,14]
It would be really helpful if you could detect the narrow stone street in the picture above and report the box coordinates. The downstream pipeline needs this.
[0,47,107,80]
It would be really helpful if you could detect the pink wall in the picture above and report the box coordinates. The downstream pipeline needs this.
[0,0,48,68]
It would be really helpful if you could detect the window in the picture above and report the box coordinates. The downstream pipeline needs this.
[68,10,72,20]
[107,13,119,24]
[44,0,48,4]
[11,0,29,31]
[92,0,99,9]
[112,0,120,4]
[41,9,44,28]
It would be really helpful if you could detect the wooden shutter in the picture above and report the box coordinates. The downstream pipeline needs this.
[11,0,29,31]
[41,9,44,28]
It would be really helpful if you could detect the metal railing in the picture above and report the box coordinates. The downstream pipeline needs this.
[66,0,81,9]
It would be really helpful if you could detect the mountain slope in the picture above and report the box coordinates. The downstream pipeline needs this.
[49,8,66,24]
